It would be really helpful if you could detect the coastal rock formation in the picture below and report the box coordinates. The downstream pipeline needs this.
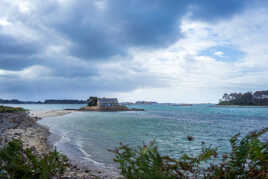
[81,97,144,112]
[0,111,47,153]
[80,105,144,112]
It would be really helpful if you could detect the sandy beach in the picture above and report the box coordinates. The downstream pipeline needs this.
[30,109,75,118]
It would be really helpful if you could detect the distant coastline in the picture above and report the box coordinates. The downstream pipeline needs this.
[211,104,268,108]
[0,99,87,104]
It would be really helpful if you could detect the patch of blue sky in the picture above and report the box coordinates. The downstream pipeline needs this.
[199,46,245,62]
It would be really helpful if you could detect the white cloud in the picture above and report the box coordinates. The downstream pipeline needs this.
[18,1,31,13]
[113,7,268,103]
[94,0,107,11]
[0,18,11,26]
[1,0,32,14]
[214,51,224,57]
[0,66,52,80]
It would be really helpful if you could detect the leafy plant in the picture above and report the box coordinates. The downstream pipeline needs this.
[204,128,268,178]
[0,106,26,113]
[0,139,68,179]
[111,128,268,179]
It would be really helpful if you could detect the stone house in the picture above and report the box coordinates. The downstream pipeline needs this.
[97,98,119,107]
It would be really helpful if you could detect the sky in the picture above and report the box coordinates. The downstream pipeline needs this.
[0,0,268,103]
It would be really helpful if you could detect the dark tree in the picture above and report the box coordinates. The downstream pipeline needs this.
[219,90,268,106]
[87,97,98,106]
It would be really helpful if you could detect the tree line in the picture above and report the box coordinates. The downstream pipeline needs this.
[219,90,268,105]
[0,99,87,104]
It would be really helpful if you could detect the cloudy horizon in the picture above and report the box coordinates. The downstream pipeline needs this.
[0,0,268,103]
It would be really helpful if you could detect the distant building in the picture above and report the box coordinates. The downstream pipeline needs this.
[82,97,144,111]
[254,90,268,99]
[97,98,119,107]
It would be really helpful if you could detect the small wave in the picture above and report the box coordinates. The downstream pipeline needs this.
[75,140,106,167]
[49,129,110,169]
[52,130,72,147]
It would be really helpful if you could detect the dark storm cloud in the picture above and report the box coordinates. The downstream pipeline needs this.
[189,0,247,21]
[0,35,38,55]
[0,34,41,70]
[0,0,260,99]
[104,0,186,47]
[43,0,251,60]
[39,57,99,78]
[1,0,251,66]
[0,56,36,70]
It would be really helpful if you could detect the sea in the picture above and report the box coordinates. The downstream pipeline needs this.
[3,103,268,171]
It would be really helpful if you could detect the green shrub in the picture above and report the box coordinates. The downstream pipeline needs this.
[0,106,26,113]
[0,139,68,179]
[204,128,268,178]
[111,128,268,179]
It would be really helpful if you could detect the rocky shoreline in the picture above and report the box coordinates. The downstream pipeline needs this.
[0,110,119,178]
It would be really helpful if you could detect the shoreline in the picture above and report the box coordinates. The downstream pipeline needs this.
[211,104,268,108]
[0,109,119,178]
[34,110,120,178]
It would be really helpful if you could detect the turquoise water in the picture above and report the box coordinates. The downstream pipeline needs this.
[38,104,268,169]
[4,104,268,169]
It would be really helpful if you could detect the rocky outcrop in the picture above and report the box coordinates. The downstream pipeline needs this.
[0,111,46,153]
[79,105,144,112]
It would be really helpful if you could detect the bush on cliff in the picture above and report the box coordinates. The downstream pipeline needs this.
[111,128,268,179]
[0,106,26,113]
[0,139,68,179]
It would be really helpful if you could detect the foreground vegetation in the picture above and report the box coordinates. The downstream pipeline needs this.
[1,127,267,178]
[111,128,268,179]
[0,106,26,113]
[0,139,68,178]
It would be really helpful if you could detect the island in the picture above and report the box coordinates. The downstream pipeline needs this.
[218,90,268,106]
[135,101,158,105]
[80,97,144,112]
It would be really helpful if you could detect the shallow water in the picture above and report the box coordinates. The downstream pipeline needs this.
[5,104,268,170]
